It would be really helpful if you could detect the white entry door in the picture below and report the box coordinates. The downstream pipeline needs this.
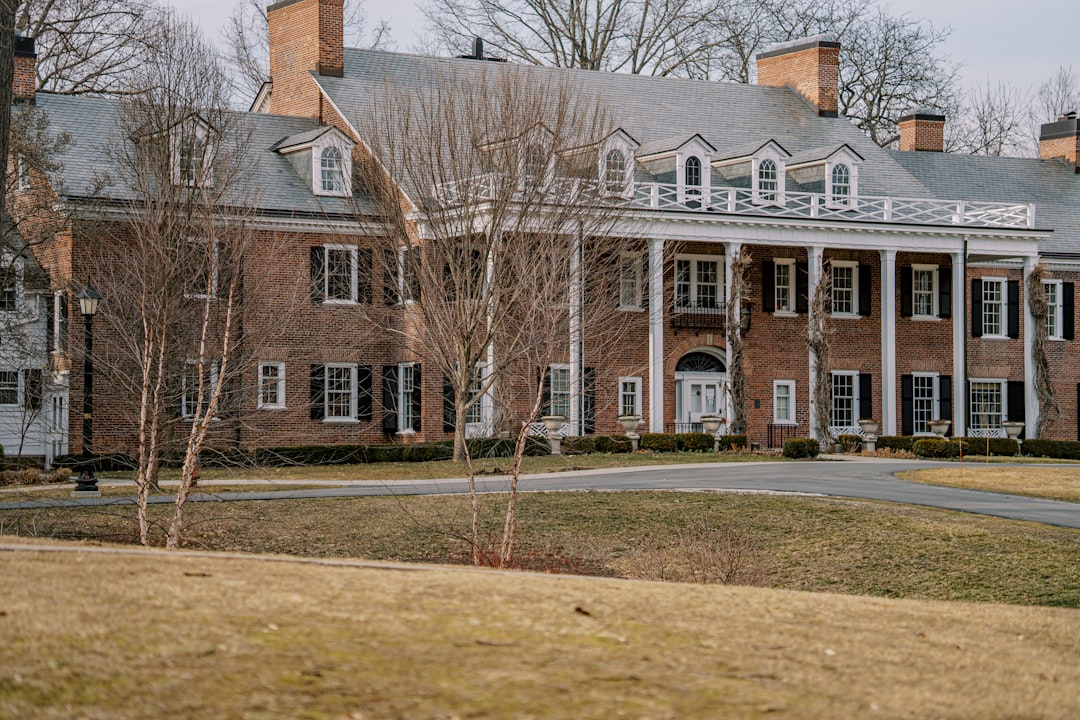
[675,372,727,429]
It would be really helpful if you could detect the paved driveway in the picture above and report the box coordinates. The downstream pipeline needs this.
[3,457,1079,529]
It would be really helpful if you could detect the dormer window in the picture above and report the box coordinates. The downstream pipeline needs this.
[604,150,627,195]
[758,159,778,202]
[170,118,213,187]
[831,164,850,200]
[685,156,702,196]
[523,142,549,182]
[320,147,344,194]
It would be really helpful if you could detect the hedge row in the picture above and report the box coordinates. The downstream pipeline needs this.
[1017,439,1080,460]
[782,437,820,458]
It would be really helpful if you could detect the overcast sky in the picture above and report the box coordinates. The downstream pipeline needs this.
[187,0,1078,92]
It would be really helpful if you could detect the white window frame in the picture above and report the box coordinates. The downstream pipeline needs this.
[619,251,643,309]
[773,380,796,425]
[397,246,420,304]
[324,363,358,422]
[911,372,939,435]
[752,150,786,206]
[674,254,724,311]
[831,261,859,317]
[774,258,795,314]
[618,376,642,418]
[830,371,859,431]
[397,362,418,433]
[50,291,66,354]
[312,136,352,197]
[0,370,19,406]
[171,120,213,188]
[258,362,286,410]
[602,149,631,198]
[981,277,1006,338]
[16,154,30,191]
[911,264,938,319]
[323,243,358,304]
[968,378,1006,436]
[549,363,572,419]
[184,238,219,300]
[181,360,220,419]
[1045,280,1064,340]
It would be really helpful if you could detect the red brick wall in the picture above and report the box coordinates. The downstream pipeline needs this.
[1039,135,1080,169]
[267,0,344,119]
[898,119,945,152]
[757,45,840,116]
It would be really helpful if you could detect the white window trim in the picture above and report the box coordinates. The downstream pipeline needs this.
[829,370,860,431]
[773,258,796,315]
[911,372,940,435]
[0,369,21,406]
[397,246,419,305]
[16,154,30,191]
[752,151,786,206]
[968,377,1007,435]
[0,257,22,313]
[397,361,417,433]
[911,264,939,319]
[548,362,572,420]
[773,380,796,425]
[184,238,219,300]
[674,253,724,311]
[600,147,633,199]
[181,360,220,419]
[618,376,642,418]
[170,120,213,188]
[323,243,359,305]
[831,260,859,317]
[1044,280,1064,341]
[323,362,358,423]
[312,136,353,197]
[619,251,643,310]
[981,276,1008,339]
[258,362,286,410]
[824,157,860,209]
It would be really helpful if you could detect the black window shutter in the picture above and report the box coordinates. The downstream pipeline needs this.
[583,367,596,434]
[858,373,873,421]
[858,264,872,316]
[938,375,952,435]
[309,364,325,420]
[900,267,913,318]
[357,249,372,304]
[971,279,983,337]
[357,365,372,419]
[411,365,422,432]
[1007,381,1025,424]
[382,365,399,432]
[1007,280,1020,339]
[310,247,325,304]
[24,369,43,410]
[444,261,456,303]
[938,269,952,319]
[406,248,422,303]
[901,374,914,435]
[762,260,775,313]
[443,375,455,432]
[384,250,398,306]
[46,298,55,352]
[795,261,809,314]
[1077,384,1080,441]
[1063,282,1075,340]
[541,367,551,415]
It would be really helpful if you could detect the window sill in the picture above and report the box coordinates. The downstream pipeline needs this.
[323,418,359,424]
[396,429,417,436]
[322,299,358,306]
[618,305,645,312]
[830,312,861,319]
[910,315,941,322]
[978,334,1012,341]
[772,420,797,426]
[1048,336,1066,342]
[772,310,797,317]
[258,405,287,411]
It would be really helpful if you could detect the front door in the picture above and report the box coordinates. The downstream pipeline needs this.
[675,372,726,431]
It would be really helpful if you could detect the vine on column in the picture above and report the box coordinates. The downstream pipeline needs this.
[1026,264,1059,438]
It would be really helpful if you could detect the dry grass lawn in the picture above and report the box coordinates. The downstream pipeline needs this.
[1,539,1077,719]
[899,466,1080,503]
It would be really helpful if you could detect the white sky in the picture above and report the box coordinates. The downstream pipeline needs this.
[184,0,1079,91]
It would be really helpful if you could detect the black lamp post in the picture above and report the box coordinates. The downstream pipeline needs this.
[74,283,102,496]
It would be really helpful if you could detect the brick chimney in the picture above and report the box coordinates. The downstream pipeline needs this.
[267,0,343,118]
[898,109,945,152]
[756,35,840,117]
[14,33,36,103]
[1039,112,1080,171]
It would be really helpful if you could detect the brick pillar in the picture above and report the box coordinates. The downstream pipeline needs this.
[267,0,344,118]
[1039,113,1080,171]
[756,35,840,117]
[14,34,36,103]
[898,110,945,152]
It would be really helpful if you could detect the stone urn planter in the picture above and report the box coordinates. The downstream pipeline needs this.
[541,415,566,455]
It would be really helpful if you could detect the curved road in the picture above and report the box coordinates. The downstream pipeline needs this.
[4,457,1079,529]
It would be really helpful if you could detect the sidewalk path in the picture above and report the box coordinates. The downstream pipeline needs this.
[2,457,1078,529]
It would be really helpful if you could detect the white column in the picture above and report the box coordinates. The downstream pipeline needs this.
[724,241,742,377]
[880,250,897,435]
[1023,254,1039,437]
[952,251,966,437]
[569,234,583,434]
[807,245,824,442]
[648,238,666,433]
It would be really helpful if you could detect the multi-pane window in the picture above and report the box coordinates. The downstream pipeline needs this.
[969,380,1004,432]
[774,260,793,312]
[619,253,642,308]
[0,280,14,311]
[912,374,937,434]
[1045,281,1062,339]
[758,159,778,202]
[912,267,936,317]
[830,372,856,428]
[320,147,344,194]
[830,163,850,203]
[17,154,30,190]
[324,245,357,302]
[605,150,627,194]
[524,143,547,180]
[185,239,218,300]
[0,371,17,405]
[258,362,285,409]
[399,364,418,430]
[465,367,484,425]
[398,246,421,303]
[675,256,722,310]
[549,365,571,418]
[982,278,1005,336]
[619,376,642,417]
[181,362,219,418]
[831,263,855,315]
[774,380,795,424]
[684,156,702,196]
[325,364,356,420]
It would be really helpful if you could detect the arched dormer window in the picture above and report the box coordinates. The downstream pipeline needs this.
[524,143,547,180]
[684,156,702,195]
[604,149,627,194]
[758,159,778,202]
[320,146,344,194]
[831,163,850,203]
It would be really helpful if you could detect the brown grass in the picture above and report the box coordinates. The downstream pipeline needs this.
[899,466,1080,503]
[1,539,1077,719]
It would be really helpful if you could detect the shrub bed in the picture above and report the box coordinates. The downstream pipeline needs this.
[717,434,748,451]
[594,435,632,453]
[876,436,916,452]
[838,434,862,453]
[1021,439,1080,460]
[675,432,714,452]
[782,437,820,459]
[640,433,677,452]
[960,437,1019,457]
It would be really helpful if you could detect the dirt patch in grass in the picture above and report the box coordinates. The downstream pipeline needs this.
[899,466,1080,503]
[4,491,1079,607]
[1,540,1077,719]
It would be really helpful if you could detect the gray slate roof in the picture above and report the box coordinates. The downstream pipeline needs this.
[35,93,377,218]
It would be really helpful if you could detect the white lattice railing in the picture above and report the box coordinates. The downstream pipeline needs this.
[967,427,1007,439]
[829,425,865,440]
[435,175,1034,230]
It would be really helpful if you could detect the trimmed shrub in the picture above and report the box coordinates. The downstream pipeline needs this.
[1021,439,1080,460]
[0,468,40,486]
[912,438,970,458]
[960,437,1019,457]
[562,436,596,454]
[676,432,714,452]
[782,437,820,459]
[717,434,748,451]
[876,436,916,452]
[838,434,862,453]
[640,433,677,452]
[594,435,632,454]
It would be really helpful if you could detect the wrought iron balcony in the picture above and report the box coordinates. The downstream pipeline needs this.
[670,302,726,330]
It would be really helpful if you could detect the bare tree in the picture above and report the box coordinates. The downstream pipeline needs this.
[354,65,636,564]
[1029,65,1080,150]
[946,80,1031,157]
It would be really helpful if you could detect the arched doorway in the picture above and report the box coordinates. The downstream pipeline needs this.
[674,350,727,432]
